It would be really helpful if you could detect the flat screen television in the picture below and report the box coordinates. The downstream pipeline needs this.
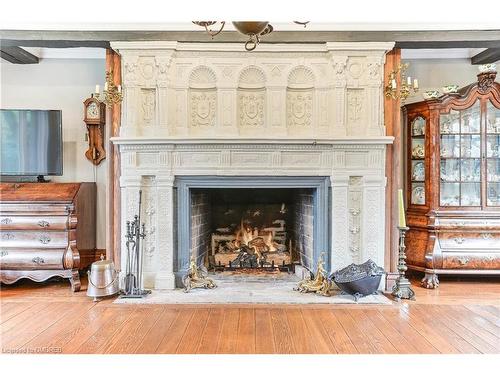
[0,109,63,177]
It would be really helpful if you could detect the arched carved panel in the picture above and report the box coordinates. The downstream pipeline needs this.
[238,66,266,127]
[189,66,217,127]
[287,66,314,127]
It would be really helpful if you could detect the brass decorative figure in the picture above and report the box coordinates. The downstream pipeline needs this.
[182,255,217,293]
[294,252,332,296]
[392,227,416,300]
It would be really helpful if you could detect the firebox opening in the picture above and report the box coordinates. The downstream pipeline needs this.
[190,188,316,275]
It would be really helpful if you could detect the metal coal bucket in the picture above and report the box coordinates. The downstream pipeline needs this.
[87,255,119,301]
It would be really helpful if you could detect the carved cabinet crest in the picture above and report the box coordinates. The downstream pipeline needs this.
[287,91,313,127]
[190,91,216,127]
[238,92,264,127]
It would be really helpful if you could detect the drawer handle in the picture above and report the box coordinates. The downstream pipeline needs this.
[458,257,470,266]
[1,233,14,240]
[37,220,50,228]
[32,257,45,265]
[454,236,465,244]
[38,235,51,244]
[481,233,493,240]
[1,218,13,225]
[0,250,8,257]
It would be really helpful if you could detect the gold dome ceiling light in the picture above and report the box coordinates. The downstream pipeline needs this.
[192,21,309,51]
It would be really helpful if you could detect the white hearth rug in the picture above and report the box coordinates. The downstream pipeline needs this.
[113,273,392,305]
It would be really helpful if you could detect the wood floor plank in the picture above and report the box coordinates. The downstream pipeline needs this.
[335,309,377,353]
[236,308,255,354]
[34,305,110,353]
[103,306,164,354]
[197,308,223,354]
[0,302,34,323]
[411,305,480,354]
[378,308,439,354]
[269,308,295,354]
[465,305,500,328]
[395,306,460,353]
[362,309,418,354]
[444,305,500,348]
[135,308,179,353]
[317,309,357,354]
[156,308,195,354]
[216,308,240,354]
[76,307,134,353]
[2,302,77,349]
[0,302,50,337]
[176,308,210,354]
[300,309,337,353]
[255,308,275,354]
[17,302,96,351]
[348,309,398,354]
[432,305,499,354]
[285,309,316,354]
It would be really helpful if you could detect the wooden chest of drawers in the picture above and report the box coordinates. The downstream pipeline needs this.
[0,182,96,291]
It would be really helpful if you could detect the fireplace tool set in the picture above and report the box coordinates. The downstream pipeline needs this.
[120,190,151,298]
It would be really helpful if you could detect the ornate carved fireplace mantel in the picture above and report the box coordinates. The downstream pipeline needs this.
[110,41,394,289]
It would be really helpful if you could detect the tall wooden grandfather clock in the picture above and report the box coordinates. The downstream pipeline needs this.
[83,95,106,165]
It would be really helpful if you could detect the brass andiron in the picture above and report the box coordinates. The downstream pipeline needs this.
[182,255,217,293]
[392,227,416,300]
[294,252,332,296]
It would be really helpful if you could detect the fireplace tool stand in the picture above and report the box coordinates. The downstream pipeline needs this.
[391,226,416,301]
[120,190,151,299]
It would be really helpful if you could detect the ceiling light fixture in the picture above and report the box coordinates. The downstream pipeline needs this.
[192,21,309,51]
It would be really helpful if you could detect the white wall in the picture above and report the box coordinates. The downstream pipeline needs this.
[404,58,481,104]
[0,57,107,248]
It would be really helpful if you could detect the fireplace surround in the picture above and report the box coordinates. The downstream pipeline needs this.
[175,176,330,286]
[111,41,394,290]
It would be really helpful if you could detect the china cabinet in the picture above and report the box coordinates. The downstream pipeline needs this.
[403,71,500,288]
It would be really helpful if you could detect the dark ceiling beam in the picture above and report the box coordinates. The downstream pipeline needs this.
[0,46,39,64]
[1,29,500,49]
[471,48,500,64]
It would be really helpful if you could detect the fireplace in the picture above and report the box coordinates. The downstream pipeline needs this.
[175,176,330,286]
[111,41,394,290]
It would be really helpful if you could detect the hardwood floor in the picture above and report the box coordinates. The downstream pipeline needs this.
[1,275,499,354]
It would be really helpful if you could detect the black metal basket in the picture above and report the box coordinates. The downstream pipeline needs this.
[330,259,385,301]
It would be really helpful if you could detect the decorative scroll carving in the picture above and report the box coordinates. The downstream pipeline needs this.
[287,91,313,127]
[190,91,216,127]
[477,72,497,94]
[238,91,265,127]
[332,56,348,77]
[141,89,156,126]
[348,177,362,262]
[367,62,381,79]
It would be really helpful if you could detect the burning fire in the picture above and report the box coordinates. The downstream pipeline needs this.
[235,218,278,253]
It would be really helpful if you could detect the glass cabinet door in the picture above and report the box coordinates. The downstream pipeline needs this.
[439,102,482,206]
[410,116,426,205]
[486,101,500,206]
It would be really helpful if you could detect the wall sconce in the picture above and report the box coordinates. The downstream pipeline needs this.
[385,63,419,103]
[94,71,122,106]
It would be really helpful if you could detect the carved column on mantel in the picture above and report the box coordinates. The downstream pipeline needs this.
[154,175,176,289]
[330,175,350,270]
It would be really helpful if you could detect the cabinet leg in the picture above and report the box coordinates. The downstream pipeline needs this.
[421,272,439,289]
[69,269,81,292]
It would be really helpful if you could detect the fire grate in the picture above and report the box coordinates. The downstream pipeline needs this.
[209,258,294,273]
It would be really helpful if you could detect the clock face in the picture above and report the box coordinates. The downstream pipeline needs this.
[86,102,99,119]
